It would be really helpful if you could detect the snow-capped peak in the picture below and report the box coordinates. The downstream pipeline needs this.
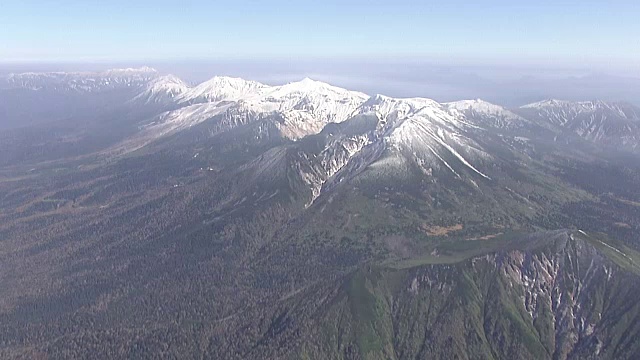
[520,99,567,109]
[358,94,442,121]
[264,78,367,106]
[446,99,506,114]
[298,77,319,85]
[132,75,190,104]
[445,99,525,127]
[520,99,639,122]
[272,77,364,96]
[177,76,268,104]
[520,99,628,112]
[355,94,494,181]
[253,78,368,139]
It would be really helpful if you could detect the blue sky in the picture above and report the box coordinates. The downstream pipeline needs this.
[1,0,639,71]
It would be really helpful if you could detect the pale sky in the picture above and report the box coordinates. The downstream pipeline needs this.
[1,0,639,74]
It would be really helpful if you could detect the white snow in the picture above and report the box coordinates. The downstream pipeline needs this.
[357,95,492,180]
[18,70,499,183]
[177,76,267,104]
[425,143,460,178]
[132,75,190,104]
[447,99,521,119]
[519,99,640,149]
[520,99,636,124]
[108,102,233,155]
[170,76,368,140]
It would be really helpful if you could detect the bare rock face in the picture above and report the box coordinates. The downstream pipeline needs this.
[293,231,640,360]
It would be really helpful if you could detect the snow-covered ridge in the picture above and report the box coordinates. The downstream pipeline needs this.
[445,99,528,129]
[177,76,268,104]
[447,99,520,118]
[177,76,368,111]
[9,68,638,157]
[521,99,634,113]
[164,76,369,140]
[259,78,368,138]
[104,66,158,74]
[359,94,442,119]
[519,99,640,124]
[521,99,606,109]
[132,75,190,104]
[446,99,503,112]
[120,75,498,190]
[311,93,495,185]
[518,99,640,149]
[114,76,370,153]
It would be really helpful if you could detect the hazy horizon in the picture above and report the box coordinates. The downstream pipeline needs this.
[4,0,640,105]
[3,59,639,107]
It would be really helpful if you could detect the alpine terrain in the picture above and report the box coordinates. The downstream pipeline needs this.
[1,68,640,359]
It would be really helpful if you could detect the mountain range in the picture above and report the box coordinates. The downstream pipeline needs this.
[1,67,640,359]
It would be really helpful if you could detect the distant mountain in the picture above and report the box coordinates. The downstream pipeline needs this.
[349,94,493,181]
[5,66,158,93]
[445,98,530,129]
[518,99,640,151]
[175,75,266,104]
[0,67,160,130]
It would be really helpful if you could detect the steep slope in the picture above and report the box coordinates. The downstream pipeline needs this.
[111,77,368,153]
[176,76,367,123]
[224,93,498,209]
[0,67,161,131]
[176,76,267,104]
[286,230,640,360]
[445,99,530,129]
[131,74,190,105]
[359,95,493,180]
[518,100,640,151]
[257,78,368,139]
[224,91,596,238]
